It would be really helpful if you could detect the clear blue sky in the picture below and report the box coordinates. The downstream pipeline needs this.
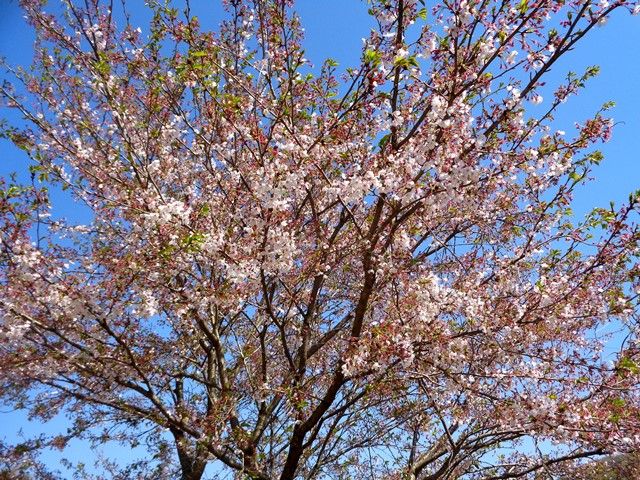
[1,0,639,476]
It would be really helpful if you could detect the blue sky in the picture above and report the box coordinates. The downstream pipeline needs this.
[1,0,639,476]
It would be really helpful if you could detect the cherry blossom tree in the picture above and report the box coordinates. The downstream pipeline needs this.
[2,0,640,478]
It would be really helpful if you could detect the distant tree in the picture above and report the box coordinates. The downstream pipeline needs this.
[2,0,640,479]
[559,453,640,479]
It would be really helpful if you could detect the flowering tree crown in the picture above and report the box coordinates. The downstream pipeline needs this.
[2,0,640,479]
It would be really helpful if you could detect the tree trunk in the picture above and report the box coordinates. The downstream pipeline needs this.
[179,459,206,480]
[171,429,207,480]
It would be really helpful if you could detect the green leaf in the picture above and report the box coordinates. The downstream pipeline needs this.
[619,357,640,375]
[587,150,604,165]
[181,232,206,253]
[199,204,211,216]
[378,133,391,149]
[363,49,382,67]
[159,245,176,260]
[393,56,419,69]
[569,171,583,182]
[585,65,600,78]
[95,52,111,76]
[611,397,627,408]
[518,0,528,14]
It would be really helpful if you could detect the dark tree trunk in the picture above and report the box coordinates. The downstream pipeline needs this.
[171,428,208,480]
[179,457,206,480]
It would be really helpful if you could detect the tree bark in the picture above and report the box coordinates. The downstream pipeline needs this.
[171,429,208,480]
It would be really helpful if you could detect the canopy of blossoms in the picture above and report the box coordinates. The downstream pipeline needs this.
[1,0,640,479]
